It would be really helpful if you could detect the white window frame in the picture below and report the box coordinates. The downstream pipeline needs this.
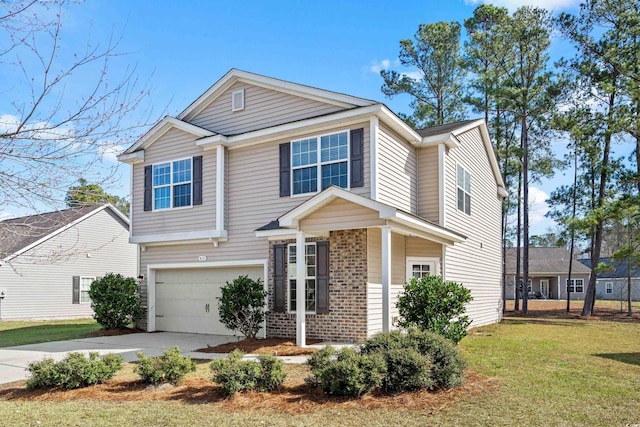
[518,279,533,293]
[290,129,350,197]
[287,242,317,314]
[152,157,193,211]
[80,276,95,304]
[605,282,613,294]
[406,257,440,280]
[456,163,471,215]
[567,278,584,293]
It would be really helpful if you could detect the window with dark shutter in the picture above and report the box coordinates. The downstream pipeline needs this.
[350,128,364,188]
[193,155,203,205]
[273,244,286,312]
[316,241,330,313]
[72,276,80,304]
[143,165,152,211]
[279,143,290,197]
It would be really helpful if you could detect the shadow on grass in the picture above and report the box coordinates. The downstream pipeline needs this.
[595,353,640,367]
[502,318,586,327]
[0,323,101,348]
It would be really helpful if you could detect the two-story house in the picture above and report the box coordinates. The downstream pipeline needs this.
[118,69,507,345]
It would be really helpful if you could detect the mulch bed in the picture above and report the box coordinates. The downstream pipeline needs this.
[504,300,640,322]
[195,337,322,356]
[0,371,496,414]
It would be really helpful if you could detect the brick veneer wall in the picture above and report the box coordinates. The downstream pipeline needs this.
[267,228,369,342]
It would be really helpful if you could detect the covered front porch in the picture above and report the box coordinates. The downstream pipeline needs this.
[256,186,466,346]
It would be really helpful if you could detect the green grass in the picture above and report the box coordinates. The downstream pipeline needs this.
[1,314,639,425]
[0,318,100,347]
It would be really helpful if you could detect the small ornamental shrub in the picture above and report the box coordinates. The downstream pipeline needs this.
[210,350,286,396]
[380,347,433,393]
[307,347,386,397]
[407,328,466,389]
[89,273,143,329]
[218,275,267,339]
[305,345,335,387]
[26,352,123,390]
[135,347,196,385]
[396,275,473,344]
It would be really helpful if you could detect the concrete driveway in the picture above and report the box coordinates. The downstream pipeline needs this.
[0,332,239,385]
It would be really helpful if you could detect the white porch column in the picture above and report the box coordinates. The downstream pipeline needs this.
[296,231,306,347]
[216,144,225,231]
[381,225,392,332]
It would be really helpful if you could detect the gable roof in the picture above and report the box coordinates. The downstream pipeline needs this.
[416,119,480,138]
[0,204,128,262]
[505,247,591,275]
[178,69,377,121]
[579,257,640,279]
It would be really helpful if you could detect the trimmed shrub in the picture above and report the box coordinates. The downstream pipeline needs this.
[381,347,433,393]
[305,345,335,387]
[361,329,466,390]
[135,347,196,385]
[210,350,286,396]
[89,273,143,330]
[307,347,386,397]
[217,275,267,339]
[26,352,123,390]
[396,275,473,344]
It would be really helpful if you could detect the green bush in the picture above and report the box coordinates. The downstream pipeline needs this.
[396,275,473,344]
[217,275,267,339]
[305,345,335,387]
[307,347,386,397]
[210,350,286,396]
[26,352,123,390]
[361,329,466,390]
[134,347,196,385]
[380,347,433,393]
[89,273,143,329]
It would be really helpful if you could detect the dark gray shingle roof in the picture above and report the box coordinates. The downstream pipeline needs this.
[416,119,480,138]
[0,205,103,258]
[579,257,640,279]
[505,247,591,275]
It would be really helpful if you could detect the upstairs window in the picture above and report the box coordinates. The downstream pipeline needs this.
[291,131,349,195]
[153,158,192,209]
[457,164,471,215]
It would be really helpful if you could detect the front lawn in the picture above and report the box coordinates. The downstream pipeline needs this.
[0,313,638,426]
[0,318,100,348]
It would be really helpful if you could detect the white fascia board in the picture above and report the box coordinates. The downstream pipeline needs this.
[147,259,268,271]
[178,69,375,120]
[420,134,460,149]
[375,106,422,145]
[475,120,507,191]
[196,134,229,150]
[130,229,228,245]
[117,150,145,164]
[390,212,466,244]
[450,119,485,137]
[122,117,215,155]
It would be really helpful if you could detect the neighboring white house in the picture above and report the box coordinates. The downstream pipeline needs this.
[118,69,507,345]
[580,257,640,301]
[0,204,137,321]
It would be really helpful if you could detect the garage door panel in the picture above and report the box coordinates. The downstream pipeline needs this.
[155,266,263,335]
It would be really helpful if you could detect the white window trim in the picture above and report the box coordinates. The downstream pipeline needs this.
[518,279,533,293]
[605,282,613,294]
[406,257,440,279]
[290,129,351,197]
[456,162,471,215]
[152,157,193,211]
[80,276,95,304]
[232,89,245,111]
[287,242,317,314]
[567,278,584,293]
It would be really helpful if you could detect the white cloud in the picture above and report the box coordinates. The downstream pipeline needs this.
[528,186,550,226]
[463,0,580,11]
[370,59,391,73]
[98,144,125,163]
[0,211,12,221]
[401,70,424,81]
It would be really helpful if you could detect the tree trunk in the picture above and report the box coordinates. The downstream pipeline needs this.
[522,114,529,315]
[567,141,578,312]
[515,166,522,312]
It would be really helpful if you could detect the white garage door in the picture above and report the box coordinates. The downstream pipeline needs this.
[155,266,264,335]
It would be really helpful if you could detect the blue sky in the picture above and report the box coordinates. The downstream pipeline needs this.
[2,0,590,234]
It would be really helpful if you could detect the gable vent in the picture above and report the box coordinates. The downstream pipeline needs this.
[232,89,245,111]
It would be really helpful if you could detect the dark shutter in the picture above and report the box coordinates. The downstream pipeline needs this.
[193,155,203,206]
[279,143,290,197]
[72,276,80,304]
[316,241,330,314]
[350,128,364,188]
[144,165,153,211]
[273,244,286,312]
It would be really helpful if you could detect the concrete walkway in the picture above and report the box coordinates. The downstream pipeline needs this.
[0,332,313,385]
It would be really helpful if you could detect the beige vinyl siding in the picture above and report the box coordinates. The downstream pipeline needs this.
[405,237,442,274]
[0,209,136,321]
[132,127,216,237]
[443,127,503,327]
[417,145,440,223]
[376,123,417,214]
[187,82,346,135]
[300,199,383,232]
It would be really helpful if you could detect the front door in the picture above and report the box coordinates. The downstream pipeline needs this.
[540,279,549,299]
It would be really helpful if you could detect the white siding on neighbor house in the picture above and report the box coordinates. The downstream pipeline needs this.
[442,127,503,328]
[597,278,640,300]
[186,81,347,136]
[376,123,417,214]
[417,146,440,223]
[132,127,217,237]
[0,209,136,321]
